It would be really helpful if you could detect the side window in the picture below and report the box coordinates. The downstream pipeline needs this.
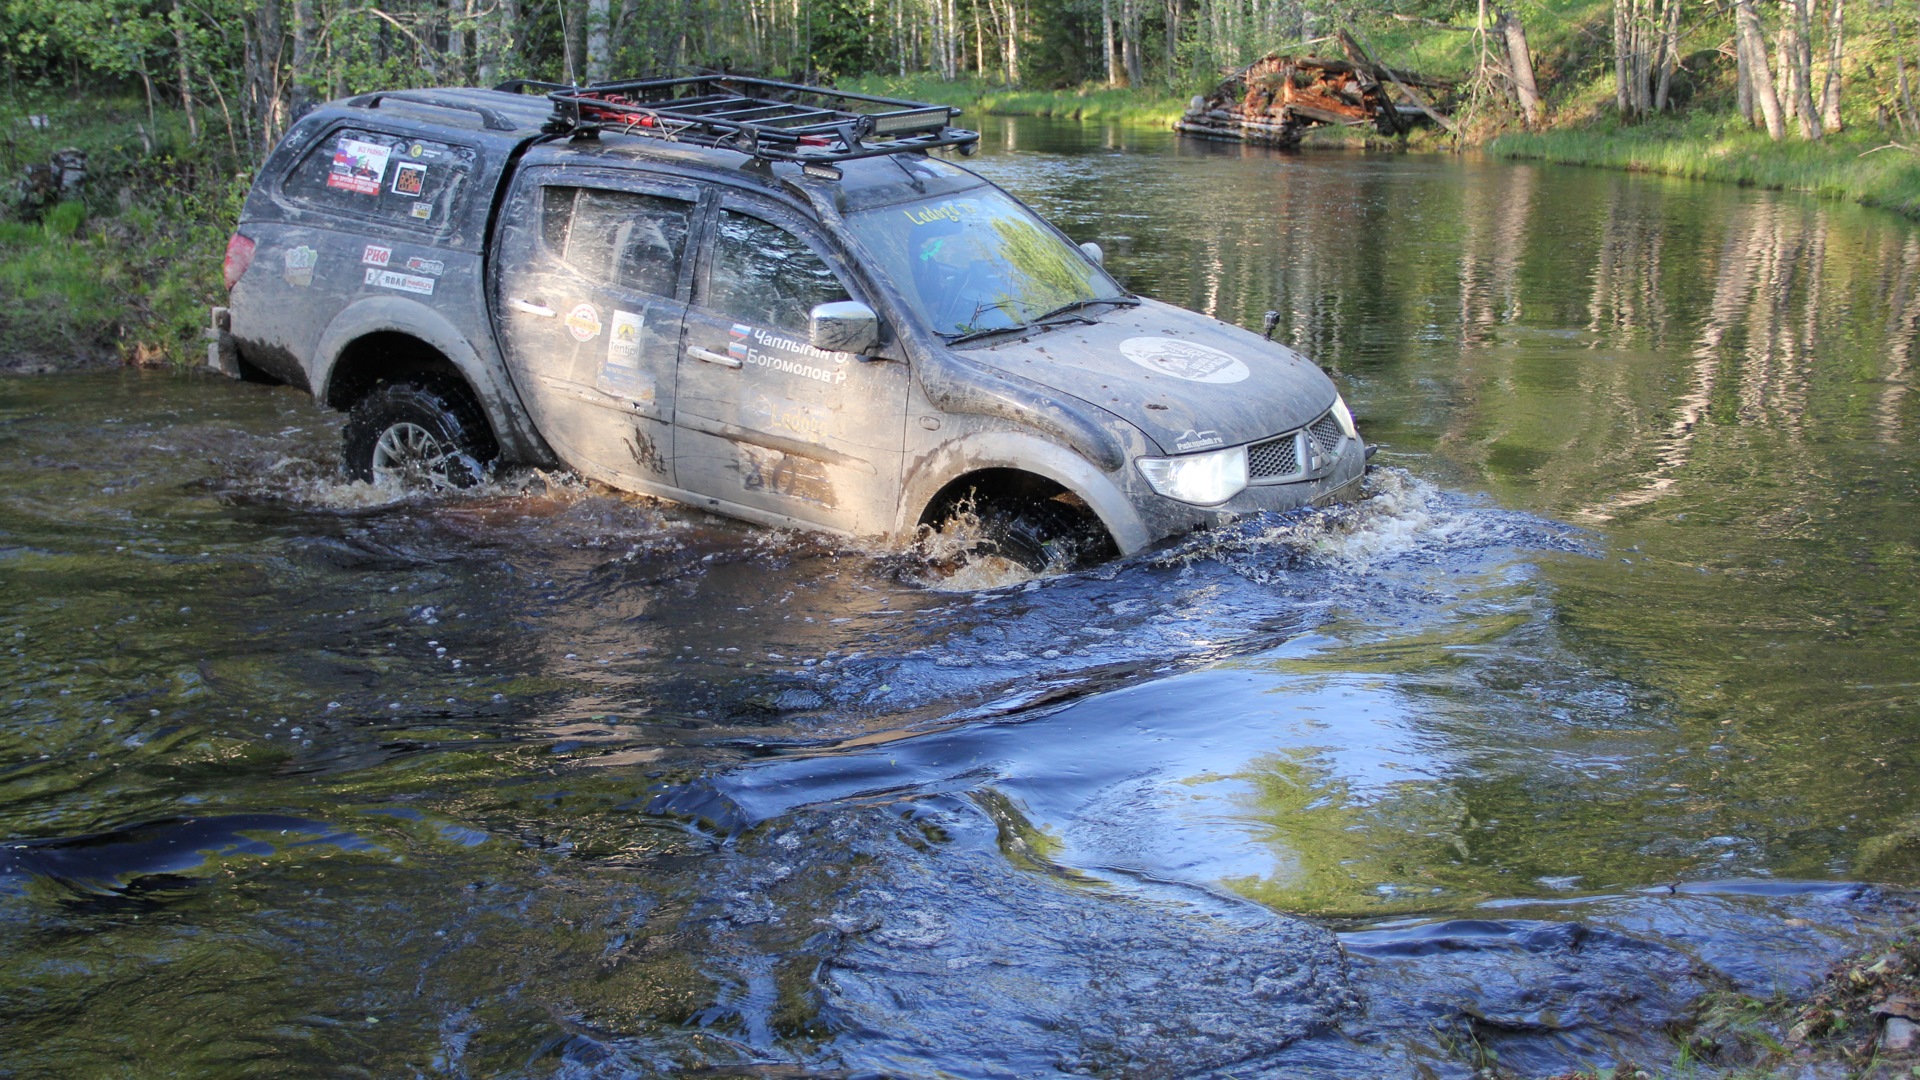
[540,187,692,298]
[282,127,473,229]
[704,209,850,334]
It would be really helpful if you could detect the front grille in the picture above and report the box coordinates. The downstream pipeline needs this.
[1247,434,1300,479]
[1307,412,1345,458]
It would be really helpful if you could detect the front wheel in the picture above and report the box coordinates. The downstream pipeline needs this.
[341,379,495,490]
[933,493,1117,574]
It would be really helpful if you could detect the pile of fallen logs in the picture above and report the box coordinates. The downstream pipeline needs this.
[1176,30,1454,149]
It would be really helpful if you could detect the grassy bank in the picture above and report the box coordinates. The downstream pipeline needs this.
[0,96,244,371]
[842,73,1188,126]
[1490,116,1920,220]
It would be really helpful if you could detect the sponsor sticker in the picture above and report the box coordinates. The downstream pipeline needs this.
[326,136,390,196]
[598,312,653,404]
[746,392,830,442]
[364,267,435,296]
[410,203,433,221]
[391,161,427,198]
[282,245,317,287]
[1174,429,1225,451]
[608,310,644,366]
[403,256,444,276]
[1118,337,1250,384]
[566,303,602,342]
[723,322,850,383]
[901,200,972,226]
[407,142,425,158]
[361,244,391,267]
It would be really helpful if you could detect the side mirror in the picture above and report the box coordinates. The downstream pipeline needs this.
[809,300,881,355]
[1078,241,1104,266]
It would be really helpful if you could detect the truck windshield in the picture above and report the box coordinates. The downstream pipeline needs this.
[845,187,1126,338]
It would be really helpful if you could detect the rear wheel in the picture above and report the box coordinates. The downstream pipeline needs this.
[341,379,495,490]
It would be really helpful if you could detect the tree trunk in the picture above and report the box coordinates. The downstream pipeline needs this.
[1122,0,1143,87]
[289,0,314,117]
[1613,0,1631,116]
[1736,0,1786,140]
[1788,0,1821,138]
[1008,0,1022,83]
[1499,11,1543,126]
[586,0,611,82]
[1632,0,1652,116]
[1900,56,1919,134]
[1736,33,1754,124]
[1653,0,1680,112]
[1819,0,1844,133]
[1103,0,1119,86]
[1776,28,1795,125]
[443,0,465,83]
[172,0,199,140]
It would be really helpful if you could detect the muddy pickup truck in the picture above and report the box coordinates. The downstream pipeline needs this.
[209,76,1368,568]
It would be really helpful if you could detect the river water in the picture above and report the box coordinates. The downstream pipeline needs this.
[2,118,1917,1077]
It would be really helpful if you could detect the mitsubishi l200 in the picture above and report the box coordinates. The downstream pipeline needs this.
[209,76,1369,569]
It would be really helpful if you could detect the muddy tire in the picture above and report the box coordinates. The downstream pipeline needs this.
[341,379,495,489]
[964,495,1115,573]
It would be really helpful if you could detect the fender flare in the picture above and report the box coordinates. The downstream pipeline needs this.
[897,430,1153,554]
[311,296,551,465]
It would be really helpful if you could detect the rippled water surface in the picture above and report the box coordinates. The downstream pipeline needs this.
[3,119,1918,1077]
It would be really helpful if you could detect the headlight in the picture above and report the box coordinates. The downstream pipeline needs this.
[1330,393,1359,440]
[1137,444,1248,505]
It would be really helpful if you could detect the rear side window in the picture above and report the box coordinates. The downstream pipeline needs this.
[282,127,473,230]
[540,187,693,298]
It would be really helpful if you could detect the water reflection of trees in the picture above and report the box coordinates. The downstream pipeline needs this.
[1085,153,1914,515]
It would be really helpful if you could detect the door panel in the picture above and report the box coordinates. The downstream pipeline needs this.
[495,175,696,489]
[674,202,909,535]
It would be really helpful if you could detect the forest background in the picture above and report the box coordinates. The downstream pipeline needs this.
[2,0,1919,367]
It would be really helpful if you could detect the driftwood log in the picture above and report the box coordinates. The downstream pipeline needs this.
[1175,32,1453,149]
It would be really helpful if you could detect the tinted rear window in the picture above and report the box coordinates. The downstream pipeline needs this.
[282,127,473,233]
[541,186,694,298]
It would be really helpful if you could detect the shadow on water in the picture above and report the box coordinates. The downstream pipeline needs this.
[2,117,1919,1076]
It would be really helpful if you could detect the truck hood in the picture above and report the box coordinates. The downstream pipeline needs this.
[965,298,1339,454]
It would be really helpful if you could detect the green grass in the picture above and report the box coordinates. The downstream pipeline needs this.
[0,94,248,367]
[841,73,1187,127]
[1490,116,1920,219]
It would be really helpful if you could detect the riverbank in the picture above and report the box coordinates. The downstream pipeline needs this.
[1490,116,1920,221]
[0,95,241,372]
[843,74,1189,126]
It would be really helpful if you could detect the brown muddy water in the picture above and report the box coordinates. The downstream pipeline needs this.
[1,118,1917,1078]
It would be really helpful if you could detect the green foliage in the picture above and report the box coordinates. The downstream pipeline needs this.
[41,200,84,238]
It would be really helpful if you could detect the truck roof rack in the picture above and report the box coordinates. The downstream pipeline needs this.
[537,75,979,169]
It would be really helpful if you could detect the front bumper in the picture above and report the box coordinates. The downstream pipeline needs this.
[1129,435,1370,542]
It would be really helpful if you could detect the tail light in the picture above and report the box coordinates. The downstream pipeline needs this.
[222,232,256,290]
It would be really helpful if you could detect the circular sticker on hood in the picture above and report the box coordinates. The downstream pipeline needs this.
[1119,337,1249,384]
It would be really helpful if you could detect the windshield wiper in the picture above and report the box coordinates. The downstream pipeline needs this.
[941,323,1029,346]
[939,296,1139,346]
[1032,295,1140,325]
